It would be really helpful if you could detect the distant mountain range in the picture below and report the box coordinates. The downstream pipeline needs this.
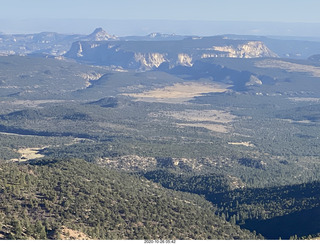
[0,28,118,56]
[0,28,189,57]
[1,28,320,69]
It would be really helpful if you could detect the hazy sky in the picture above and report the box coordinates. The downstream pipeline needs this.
[1,0,320,36]
[1,0,320,23]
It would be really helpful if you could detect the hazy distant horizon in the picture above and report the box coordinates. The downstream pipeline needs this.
[1,19,320,39]
[1,0,320,38]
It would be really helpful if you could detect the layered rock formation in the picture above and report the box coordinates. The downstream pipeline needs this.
[212,41,278,58]
[65,36,278,70]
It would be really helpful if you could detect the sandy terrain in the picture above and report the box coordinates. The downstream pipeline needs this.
[16,147,45,162]
[125,82,229,103]
[59,226,90,240]
[153,109,236,133]
[288,97,320,102]
[165,109,236,123]
[0,99,67,108]
[228,141,255,147]
[0,131,38,137]
[255,59,320,77]
[177,123,229,133]
[279,118,312,124]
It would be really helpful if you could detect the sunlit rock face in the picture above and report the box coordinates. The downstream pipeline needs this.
[84,27,118,41]
[134,53,168,69]
[177,53,193,67]
[212,41,278,58]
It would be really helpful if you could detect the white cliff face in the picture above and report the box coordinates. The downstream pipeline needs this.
[201,53,219,58]
[211,41,278,58]
[134,53,167,69]
[177,53,193,66]
[79,72,103,82]
[134,53,193,69]
[76,42,83,57]
[246,75,263,86]
[90,43,101,49]
[240,41,278,58]
[79,72,103,88]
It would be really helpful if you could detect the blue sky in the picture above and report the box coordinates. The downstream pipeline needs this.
[1,0,320,36]
[1,0,320,23]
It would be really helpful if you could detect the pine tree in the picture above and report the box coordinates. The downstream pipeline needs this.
[35,221,47,240]
[12,219,22,238]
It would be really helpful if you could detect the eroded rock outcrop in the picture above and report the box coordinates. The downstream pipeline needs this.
[134,52,168,69]
[212,41,278,58]
[65,37,278,70]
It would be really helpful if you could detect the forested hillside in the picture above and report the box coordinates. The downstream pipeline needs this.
[0,159,260,240]
[143,168,320,239]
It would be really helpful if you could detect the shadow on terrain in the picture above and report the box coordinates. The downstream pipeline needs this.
[242,207,320,239]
